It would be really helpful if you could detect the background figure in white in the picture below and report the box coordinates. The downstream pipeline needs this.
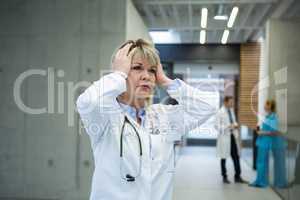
[215,96,247,184]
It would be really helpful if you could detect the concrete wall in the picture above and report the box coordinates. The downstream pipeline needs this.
[265,19,300,140]
[0,0,126,199]
[126,0,151,41]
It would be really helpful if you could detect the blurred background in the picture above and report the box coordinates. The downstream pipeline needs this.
[0,0,300,199]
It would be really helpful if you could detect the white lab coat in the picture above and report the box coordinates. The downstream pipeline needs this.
[215,106,241,159]
[76,72,216,200]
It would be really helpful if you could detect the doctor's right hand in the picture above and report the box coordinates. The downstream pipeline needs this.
[229,124,239,129]
[233,123,239,129]
[112,43,135,75]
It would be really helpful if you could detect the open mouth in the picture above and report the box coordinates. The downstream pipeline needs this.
[139,85,152,91]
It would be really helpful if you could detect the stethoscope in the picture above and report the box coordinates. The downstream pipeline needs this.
[120,115,143,182]
[119,113,177,181]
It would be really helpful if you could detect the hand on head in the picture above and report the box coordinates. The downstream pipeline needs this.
[112,41,172,87]
[155,63,172,87]
[112,42,136,75]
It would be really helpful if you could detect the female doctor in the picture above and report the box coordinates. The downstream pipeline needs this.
[250,99,280,188]
[76,39,216,200]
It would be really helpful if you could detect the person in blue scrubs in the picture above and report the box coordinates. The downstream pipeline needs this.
[250,99,279,188]
[272,119,287,188]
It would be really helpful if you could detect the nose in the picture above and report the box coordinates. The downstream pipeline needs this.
[140,69,151,81]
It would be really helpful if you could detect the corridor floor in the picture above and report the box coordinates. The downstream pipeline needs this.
[173,147,281,200]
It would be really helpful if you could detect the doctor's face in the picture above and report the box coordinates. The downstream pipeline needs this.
[225,99,234,108]
[126,54,157,100]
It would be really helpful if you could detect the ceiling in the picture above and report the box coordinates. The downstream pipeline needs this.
[132,0,300,44]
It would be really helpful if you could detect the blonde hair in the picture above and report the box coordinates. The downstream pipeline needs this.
[112,39,160,106]
[266,99,276,113]
[112,39,160,67]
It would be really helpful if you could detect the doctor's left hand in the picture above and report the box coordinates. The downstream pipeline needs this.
[156,63,173,87]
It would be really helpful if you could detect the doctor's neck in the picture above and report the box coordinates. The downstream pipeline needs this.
[117,94,147,110]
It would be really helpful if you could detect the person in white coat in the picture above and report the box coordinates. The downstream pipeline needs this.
[76,39,216,200]
[215,96,247,184]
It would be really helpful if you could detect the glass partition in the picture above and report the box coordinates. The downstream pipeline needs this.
[274,138,300,200]
[240,125,300,200]
[240,125,255,169]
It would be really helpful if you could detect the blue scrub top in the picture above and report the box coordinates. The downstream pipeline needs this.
[270,114,286,149]
[256,112,278,149]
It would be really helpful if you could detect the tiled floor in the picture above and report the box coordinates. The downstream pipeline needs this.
[172,147,282,200]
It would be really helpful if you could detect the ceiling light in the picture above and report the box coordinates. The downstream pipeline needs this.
[149,31,181,44]
[201,8,208,28]
[200,30,206,44]
[227,6,239,28]
[221,30,230,44]
[214,15,228,20]
[214,4,227,21]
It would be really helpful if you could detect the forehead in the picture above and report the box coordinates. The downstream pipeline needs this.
[132,54,157,68]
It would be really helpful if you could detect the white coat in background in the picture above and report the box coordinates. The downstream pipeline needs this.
[76,72,216,200]
[215,106,241,159]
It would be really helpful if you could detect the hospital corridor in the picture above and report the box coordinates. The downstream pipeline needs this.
[173,147,280,200]
[1,0,300,200]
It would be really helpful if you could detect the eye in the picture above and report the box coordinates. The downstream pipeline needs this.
[149,68,157,74]
[131,65,143,70]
